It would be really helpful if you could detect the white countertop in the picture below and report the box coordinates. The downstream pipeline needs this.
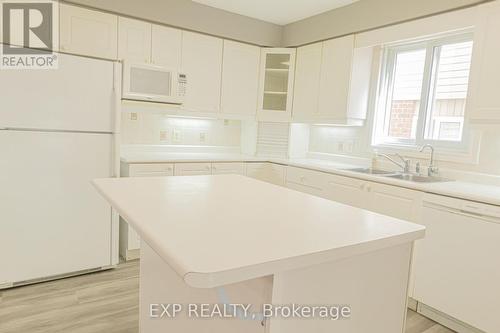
[121,152,500,206]
[93,175,425,288]
[121,152,266,163]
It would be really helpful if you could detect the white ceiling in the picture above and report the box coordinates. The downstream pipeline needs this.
[192,0,360,25]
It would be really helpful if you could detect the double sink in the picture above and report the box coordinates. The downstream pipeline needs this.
[346,168,452,183]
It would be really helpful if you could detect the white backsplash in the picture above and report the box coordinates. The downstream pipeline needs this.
[309,125,365,155]
[121,112,241,147]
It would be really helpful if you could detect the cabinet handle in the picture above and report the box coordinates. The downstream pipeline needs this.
[359,184,365,190]
[366,185,372,192]
[300,176,306,183]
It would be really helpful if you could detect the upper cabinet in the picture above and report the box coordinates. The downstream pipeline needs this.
[181,32,223,114]
[257,48,296,122]
[220,41,261,119]
[292,35,373,125]
[466,1,500,122]
[292,43,322,122]
[118,17,152,63]
[118,18,182,68]
[60,4,118,60]
[151,25,182,68]
[318,35,372,125]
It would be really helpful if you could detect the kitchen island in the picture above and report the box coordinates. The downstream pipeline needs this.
[93,175,424,333]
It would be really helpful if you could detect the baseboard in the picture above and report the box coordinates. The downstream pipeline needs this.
[0,266,115,290]
[125,248,140,261]
[407,297,418,311]
[416,302,485,333]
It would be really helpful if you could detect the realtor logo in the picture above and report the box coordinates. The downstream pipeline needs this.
[1,1,58,69]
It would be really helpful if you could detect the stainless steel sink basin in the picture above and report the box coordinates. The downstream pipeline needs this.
[385,173,452,183]
[346,167,400,175]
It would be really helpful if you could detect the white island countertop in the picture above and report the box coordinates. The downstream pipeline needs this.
[93,175,425,288]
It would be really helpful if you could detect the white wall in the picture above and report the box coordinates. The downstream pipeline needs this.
[64,0,282,46]
[282,0,490,46]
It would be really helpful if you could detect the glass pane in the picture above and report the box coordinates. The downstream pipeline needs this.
[386,49,426,140]
[265,54,290,70]
[262,53,290,111]
[424,41,473,141]
[263,92,287,111]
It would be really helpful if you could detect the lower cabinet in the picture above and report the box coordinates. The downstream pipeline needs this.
[174,162,212,176]
[120,163,174,260]
[246,162,286,186]
[323,173,371,209]
[286,166,327,197]
[211,162,246,175]
[370,183,421,222]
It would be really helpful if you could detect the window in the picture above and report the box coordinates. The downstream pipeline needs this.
[373,34,474,148]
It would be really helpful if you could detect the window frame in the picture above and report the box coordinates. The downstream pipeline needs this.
[372,32,474,151]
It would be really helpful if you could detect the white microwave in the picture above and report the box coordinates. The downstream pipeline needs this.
[122,62,187,104]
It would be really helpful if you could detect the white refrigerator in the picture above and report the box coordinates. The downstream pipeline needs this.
[0,53,120,288]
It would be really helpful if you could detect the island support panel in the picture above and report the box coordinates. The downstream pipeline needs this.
[140,241,413,333]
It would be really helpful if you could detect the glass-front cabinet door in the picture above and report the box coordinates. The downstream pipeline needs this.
[258,48,296,122]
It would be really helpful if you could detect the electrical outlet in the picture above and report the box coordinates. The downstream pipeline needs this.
[172,129,181,143]
[199,132,207,143]
[345,141,354,153]
[130,112,138,121]
[159,130,168,142]
[337,142,344,152]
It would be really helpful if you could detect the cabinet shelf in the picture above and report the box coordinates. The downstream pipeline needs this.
[264,91,287,95]
[265,68,289,72]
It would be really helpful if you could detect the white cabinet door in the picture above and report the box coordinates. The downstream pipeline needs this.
[285,166,326,197]
[151,25,182,68]
[211,162,246,175]
[369,183,421,222]
[317,35,354,121]
[466,1,500,122]
[292,43,322,122]
[246,163,286,186]
[174,162,212,176]
[60,4,118,59]
[220,41,261,118]
[118,17,152,63]
[323,173,370,208]
[181,32,223,114]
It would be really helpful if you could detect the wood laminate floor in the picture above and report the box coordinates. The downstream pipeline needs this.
[0,261,455,333]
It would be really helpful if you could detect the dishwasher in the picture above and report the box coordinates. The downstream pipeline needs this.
[413,193,500,333]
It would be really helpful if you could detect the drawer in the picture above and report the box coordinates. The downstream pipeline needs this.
[128,163,174,177]
[286,166,326,190]
[174,162,212,176]
[211,162,246,175]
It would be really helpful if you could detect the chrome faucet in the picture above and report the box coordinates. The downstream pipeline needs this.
[376,153,411,173]
[420,144,438,176]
